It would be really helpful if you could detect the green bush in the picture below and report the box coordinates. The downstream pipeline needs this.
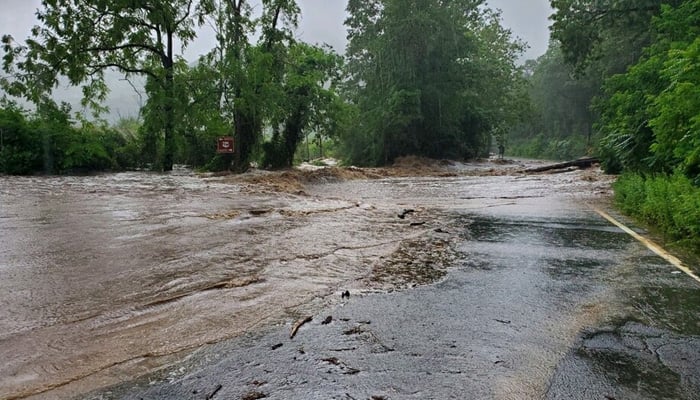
[0,107,43,174]
[614,172,700,250]
[508,133,589,161]
[0,105,141,175]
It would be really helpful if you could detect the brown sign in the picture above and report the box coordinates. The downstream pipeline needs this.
[217,137,234,154]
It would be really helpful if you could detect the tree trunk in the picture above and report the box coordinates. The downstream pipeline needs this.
[523,157,599,173]
[162,31,175,172]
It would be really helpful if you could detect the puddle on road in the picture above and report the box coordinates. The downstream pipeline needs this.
[544,258,613,279]
[464,215,632,251]
[631,287,700,336]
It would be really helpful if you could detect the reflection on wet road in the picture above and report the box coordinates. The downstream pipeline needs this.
[1,164,698,399]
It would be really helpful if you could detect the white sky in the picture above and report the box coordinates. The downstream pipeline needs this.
[1,0,552,59]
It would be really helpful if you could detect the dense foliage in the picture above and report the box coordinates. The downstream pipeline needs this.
[509,0,688,162]
[340,0,524,166]
[1,0,213,171]
[1,0,346,173]
[547,0,699,180]
[0,101,138,174]
[597,0,700,182]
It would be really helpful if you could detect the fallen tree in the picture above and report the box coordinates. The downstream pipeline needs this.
[523,157,599,173]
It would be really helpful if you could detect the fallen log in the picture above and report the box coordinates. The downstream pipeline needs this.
[290,316,313,339]
[523,157,599,173]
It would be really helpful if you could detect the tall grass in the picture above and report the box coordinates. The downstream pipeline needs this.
[614,172,700,251]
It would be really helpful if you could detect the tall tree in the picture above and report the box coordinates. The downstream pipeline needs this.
[262,42,343,169]
[342,0,523,165]
[199,0,300,172]
[1,0,214,171]
[550,0,683,74]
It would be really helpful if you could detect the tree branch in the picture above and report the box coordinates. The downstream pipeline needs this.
[85,43,164,59]
[88,63,159,81]
[121,76,145,110]
[175,0,195,27]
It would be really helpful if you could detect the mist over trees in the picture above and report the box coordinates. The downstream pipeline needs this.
[340,0,524,165]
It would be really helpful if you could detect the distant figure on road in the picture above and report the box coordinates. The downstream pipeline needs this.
[498,143,505,160]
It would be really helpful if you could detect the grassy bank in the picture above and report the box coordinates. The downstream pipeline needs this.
[614,172,700,252]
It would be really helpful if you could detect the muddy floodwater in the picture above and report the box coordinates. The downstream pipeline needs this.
[1,160,682,399]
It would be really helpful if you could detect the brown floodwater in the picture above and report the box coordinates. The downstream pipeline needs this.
[0,162,614,399]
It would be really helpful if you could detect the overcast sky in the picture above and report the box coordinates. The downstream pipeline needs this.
[1,0,552,118]
[1,0,552,59]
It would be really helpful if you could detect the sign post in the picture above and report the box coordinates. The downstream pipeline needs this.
[217,137,234,154]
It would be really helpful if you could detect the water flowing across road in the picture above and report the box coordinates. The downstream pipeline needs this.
[2,161,660,399]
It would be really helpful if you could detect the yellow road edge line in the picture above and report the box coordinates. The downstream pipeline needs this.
[593,207,700,285]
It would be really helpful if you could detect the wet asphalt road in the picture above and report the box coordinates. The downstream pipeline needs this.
[86,190,700,399]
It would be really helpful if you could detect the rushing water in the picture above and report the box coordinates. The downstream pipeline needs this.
[0,164,615,399]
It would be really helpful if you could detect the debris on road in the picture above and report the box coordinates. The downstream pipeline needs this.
[241,390,267,400]
[398,209,415,219]
[290,316,313,339]
[205,384,222,399]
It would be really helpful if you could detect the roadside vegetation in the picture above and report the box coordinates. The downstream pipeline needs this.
[543,0,700,252]
[615,173,700,251]
[0,101,139,174]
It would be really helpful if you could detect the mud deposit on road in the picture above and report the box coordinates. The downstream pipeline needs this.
[91,191,638,400]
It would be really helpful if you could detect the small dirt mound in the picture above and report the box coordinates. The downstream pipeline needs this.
[240,171,307,193]
[212,156,515,193]
[233,167,384,194]
[387,156,457,177]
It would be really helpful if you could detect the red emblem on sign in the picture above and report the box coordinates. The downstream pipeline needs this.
[217,137,234,154]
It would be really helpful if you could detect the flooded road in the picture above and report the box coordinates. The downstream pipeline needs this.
[1,161,698,399]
